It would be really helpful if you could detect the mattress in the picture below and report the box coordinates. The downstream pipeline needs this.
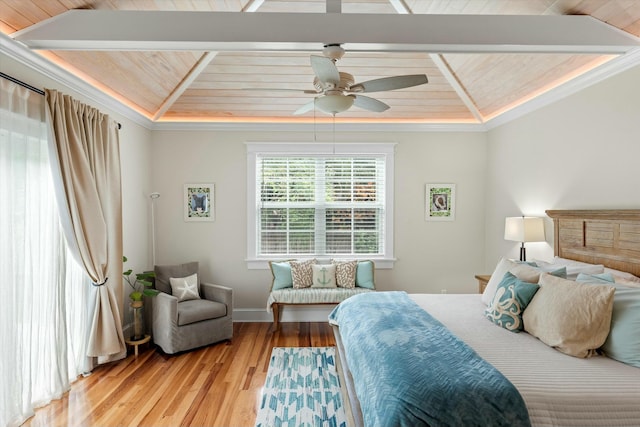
[410,294,640,427]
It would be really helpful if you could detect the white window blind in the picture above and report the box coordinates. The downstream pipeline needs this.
[247,143,395,268]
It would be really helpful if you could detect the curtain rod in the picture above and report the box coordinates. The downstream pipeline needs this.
[1,71,122,130]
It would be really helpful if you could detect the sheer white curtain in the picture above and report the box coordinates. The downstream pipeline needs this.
[0,79,90,427]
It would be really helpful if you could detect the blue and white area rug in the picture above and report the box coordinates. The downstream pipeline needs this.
[255,346,347,427]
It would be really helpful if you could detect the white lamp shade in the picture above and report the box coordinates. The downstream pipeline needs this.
[504,216,545,243]
[315,94,354,115]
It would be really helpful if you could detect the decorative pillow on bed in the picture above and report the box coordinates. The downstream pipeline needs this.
[311,264,337,288]
[600,285,640,368]
[576,272,615,285]
[269,261,293,290]
[533,257,605,280]
[603,267,640,287]
[613,277,640,288]
[481,258,565,306]
[331,260,357,288]
[169,273,200,302]
[290,259,316,288]
[523,273,615,358]
[355,260,375,289]
[485,272,540,332]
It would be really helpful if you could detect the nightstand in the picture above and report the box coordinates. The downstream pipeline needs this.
[475,274,491,294]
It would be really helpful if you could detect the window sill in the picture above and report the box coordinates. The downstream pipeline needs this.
[246,258,396,270]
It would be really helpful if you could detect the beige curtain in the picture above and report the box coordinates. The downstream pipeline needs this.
[45,89,125,359]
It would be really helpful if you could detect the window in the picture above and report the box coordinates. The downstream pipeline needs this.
[247,143,395,268]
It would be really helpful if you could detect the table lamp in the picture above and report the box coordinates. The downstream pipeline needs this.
[504,216,545,261]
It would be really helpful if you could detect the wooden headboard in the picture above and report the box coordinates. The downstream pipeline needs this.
[546,210,640,277]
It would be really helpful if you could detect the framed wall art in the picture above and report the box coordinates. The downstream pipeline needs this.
[184,183,215,222]
[426,183,455,221]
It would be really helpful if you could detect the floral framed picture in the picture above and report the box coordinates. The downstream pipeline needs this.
[184,183,214,222]
[426,183,455,221]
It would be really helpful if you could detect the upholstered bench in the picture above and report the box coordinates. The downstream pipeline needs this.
[267,259,376,329]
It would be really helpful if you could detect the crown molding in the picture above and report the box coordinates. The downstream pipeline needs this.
[1,33,153,129]
[149,121,487,132]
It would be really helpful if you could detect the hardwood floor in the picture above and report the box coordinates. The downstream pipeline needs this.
[22,322,336,427]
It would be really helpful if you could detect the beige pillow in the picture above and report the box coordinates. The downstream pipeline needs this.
[311,264,337,288]
[332,260,357,288]
[523,273,615,358]
[290,259,316,288]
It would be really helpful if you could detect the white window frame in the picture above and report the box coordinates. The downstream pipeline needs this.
[246,142,395,269]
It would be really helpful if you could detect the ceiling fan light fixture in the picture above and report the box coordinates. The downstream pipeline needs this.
[315,94,354,115]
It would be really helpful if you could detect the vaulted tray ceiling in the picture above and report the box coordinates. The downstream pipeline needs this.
[2,0,640,127]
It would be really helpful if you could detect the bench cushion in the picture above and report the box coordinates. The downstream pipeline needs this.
[267,287,375,312]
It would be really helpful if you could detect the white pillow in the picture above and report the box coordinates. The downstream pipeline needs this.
[481,258,514,305]
[533,257,604,280]
[481,258,549,305]
[169,273,200,302]
[311,264,337,288]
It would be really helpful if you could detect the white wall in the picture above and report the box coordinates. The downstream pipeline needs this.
[484,64,640,271]
[15,48,639,323]
[1,53,154,325]
[151,130,487,318]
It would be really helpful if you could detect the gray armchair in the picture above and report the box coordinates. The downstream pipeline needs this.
[152,262,232,354]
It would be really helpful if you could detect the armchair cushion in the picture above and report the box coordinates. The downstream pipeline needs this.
[155,262,199,294]
[177,299,227,326]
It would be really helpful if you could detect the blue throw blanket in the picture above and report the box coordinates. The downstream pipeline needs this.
[329,291,531,427]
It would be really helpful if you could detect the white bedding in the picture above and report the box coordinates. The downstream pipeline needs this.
[410,294,640,427]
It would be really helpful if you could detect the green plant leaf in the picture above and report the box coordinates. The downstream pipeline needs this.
[143,289,160,297]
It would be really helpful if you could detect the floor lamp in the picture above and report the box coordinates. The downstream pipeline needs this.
[504,216,545,262]
[150,192,160,266]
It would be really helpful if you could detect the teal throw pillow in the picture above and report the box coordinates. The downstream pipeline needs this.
[356,260,375,289]
[485,272,540,333]
[601,285,640,368]
[546,266,567,278]
[514,261,538,267]
[270,261,293,290]
[576,272,615,284]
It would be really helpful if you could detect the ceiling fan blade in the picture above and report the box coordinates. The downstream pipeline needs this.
[293,100,316,115]
[352,95,390,112]
[310,55,340,85]
[242,88,318,94]
[350,74,428,93]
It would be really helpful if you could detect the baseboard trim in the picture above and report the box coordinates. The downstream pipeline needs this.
[232,306,335,323]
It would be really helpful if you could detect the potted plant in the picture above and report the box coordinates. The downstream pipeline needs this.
[123,256,158,340]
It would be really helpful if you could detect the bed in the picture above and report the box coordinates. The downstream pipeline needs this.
[330,209,640,427]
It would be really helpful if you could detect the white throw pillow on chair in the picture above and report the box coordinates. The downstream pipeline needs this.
[169,273,200,302]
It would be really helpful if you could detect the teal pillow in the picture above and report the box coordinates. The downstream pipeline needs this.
[485,272,540,333]
[356,261,375,289]
[602,285,640,368]
[270,261,293,290]
[546,266,567,278]
[514,261,538,267]
[576,272,615,284]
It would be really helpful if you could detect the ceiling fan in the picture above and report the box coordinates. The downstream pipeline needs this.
[267,44,429,116]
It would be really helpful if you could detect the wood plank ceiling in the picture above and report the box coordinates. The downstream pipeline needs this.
[2,0,640,125]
